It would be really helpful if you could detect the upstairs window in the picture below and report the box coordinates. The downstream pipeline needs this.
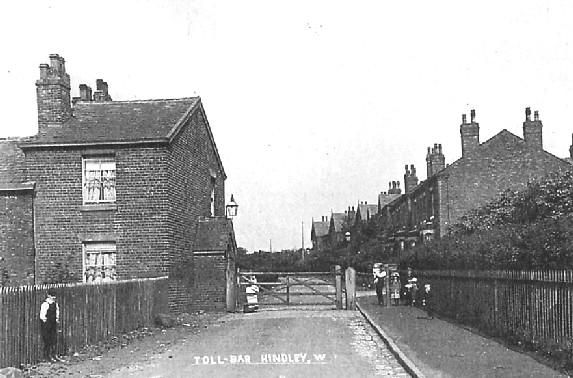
[83,157,116,204]
[210,177,216,216]
[83,242,117,283]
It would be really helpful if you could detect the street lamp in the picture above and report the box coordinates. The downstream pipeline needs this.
[226,194,238,218]
[345,231,351,243]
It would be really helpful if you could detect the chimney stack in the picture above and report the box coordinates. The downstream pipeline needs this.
[523,107,543,149]
[404,164,419,194]
[36,54,72,133]
[93,79,112,102]
[79,84,93,102]
[426,142,446,178]
[460,109,479,157]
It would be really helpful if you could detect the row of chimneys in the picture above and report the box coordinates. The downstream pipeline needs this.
[460,108,543,156]
[74,79,112,103]
[36,54,112,132]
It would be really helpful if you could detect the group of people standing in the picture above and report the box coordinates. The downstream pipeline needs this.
[373,267,433,318]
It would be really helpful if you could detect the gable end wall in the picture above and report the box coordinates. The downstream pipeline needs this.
[167,108,225,312]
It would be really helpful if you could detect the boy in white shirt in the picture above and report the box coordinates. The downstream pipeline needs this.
[39,289,62,362]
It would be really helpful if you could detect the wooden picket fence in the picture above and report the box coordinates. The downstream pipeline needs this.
[417,270,573,355]
[0,277,169,369]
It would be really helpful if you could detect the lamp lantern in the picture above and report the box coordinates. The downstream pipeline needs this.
[226,194,238,218]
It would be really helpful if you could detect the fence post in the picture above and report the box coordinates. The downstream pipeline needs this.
[286,275,290,305]
[335,265,342,310]
[345,267,356,310]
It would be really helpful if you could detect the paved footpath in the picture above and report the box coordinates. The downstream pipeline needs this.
[108,307,410,378]
[357,293,568,378]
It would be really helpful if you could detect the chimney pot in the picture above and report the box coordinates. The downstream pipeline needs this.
[462,114,467,124]
[470,109,476,123]
[79,84,92,101]
[525,107,531,121]
[39,64,49,79]
[49,54,60,72]
[534,110,539,121]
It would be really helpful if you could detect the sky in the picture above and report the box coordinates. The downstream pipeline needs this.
[1,1,573,252]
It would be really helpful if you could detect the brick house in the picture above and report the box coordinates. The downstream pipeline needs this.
[0,54,236,312]
[355,201,379,223]
[328,212,349,247]
[310,216,329,251]
[0,140,35,285]
[380,109,573,254]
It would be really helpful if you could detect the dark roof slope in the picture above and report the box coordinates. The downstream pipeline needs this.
[311,221,329,237]
[330,212,347,233]
[357,203,379,220]
[436,129,571,179]
[193,217,236,252]
[0,139,33,190]
[23,97,200,145]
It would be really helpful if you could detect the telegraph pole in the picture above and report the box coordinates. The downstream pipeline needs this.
[301,221,305,262]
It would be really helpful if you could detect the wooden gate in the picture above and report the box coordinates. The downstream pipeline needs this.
[237,269,345,309]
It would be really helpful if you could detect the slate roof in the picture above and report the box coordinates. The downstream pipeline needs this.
[21,97,200,146]
[330,212,347,233]
[435,129,570,179]
[378,192,401,209]
[357,203,379,221]
[311,221,329,238]
[0,139,34,190]
[193,217,236,252]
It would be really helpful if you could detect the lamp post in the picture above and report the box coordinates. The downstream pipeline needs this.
[226,194,238,218]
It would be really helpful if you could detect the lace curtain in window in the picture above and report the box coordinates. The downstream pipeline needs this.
[84,159,116,203]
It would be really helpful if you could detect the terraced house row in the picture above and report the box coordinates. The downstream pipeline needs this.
[312,109,573,256]
[0,54,237,312]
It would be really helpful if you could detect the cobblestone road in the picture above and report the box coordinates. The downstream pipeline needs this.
[108,308,410,378]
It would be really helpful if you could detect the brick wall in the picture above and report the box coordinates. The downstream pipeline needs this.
[0,191,35,285]
[24,146,171,283]
[441,137,572,234]
[193,254,227,311]
[382,131,573,241]
[167,107,226,312]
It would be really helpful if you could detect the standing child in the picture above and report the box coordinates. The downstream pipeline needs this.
[374,269,387,305]
[39,289,61,362]
[421,284,434,319]
[390,272,401,306]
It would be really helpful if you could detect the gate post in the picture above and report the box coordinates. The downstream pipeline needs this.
[286,275,290,305]
[335,265,342,309]
[345,267,356,310]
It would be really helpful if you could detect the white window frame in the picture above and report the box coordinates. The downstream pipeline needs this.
[83,242,117,283]
[210,177,216,216]
[82,157,116,204]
